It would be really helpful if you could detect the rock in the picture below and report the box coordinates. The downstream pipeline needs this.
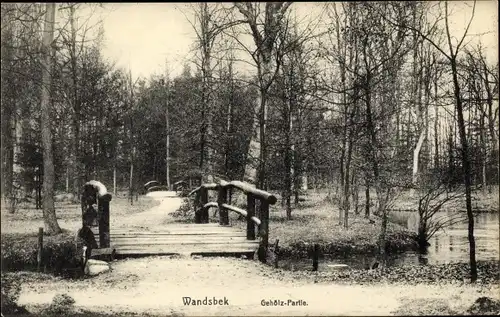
[327,264,349,270]
[84,259,110,276]
[54,193,75,202]
[54,194,66,202]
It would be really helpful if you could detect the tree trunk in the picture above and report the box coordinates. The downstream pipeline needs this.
[1,5,15,209]
[451,58,477,282]
[284,87,293,220]
[243,107,260,184]
[352,173,359,215]
[411,37,424,188]
[342,138,353,229]
[293,107,305,204]
[412,129,426,184]
[433,75,440,169]
[129,153,134,205]
[65,167,69,193]
[364,180,370,218]
[165,83,171,189]
[113,165,117,195]
[224,58,235,178]
[40,3,61,235]
[69,4,81,203]
[483,63,497,192]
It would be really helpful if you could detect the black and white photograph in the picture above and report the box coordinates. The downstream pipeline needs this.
[1,1,498,316]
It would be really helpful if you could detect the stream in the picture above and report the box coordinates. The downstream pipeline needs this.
[280,212,499,271]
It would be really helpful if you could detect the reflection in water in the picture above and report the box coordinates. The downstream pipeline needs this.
[279,212,499,272]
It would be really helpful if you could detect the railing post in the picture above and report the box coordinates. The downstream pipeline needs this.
[246,194,255,240]
[200,187,209,223]
[98,194,111,248]
[194,191,202,224]
[312,244,319,271]
[228,187,233,205]
[258,200,269,263]
[37,227,43,272]
[218,185,229,225]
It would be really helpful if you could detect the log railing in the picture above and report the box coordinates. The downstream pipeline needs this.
[81,180,112,248]
[188,180,277,263]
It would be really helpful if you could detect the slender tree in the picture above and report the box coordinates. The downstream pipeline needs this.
[40,2,61,234]
[233,2,292,189]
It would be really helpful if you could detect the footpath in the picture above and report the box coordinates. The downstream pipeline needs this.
[17,192,498,316]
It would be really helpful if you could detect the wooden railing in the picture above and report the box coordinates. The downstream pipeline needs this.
[81,180,112,248]
[188,180,277,263]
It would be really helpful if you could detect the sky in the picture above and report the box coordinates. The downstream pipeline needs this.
[85,1,498,81]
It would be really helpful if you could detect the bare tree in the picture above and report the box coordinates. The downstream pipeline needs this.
[56,3,103,201]
[40,2,62,234]
[1,3,16,212]
[233,2,292,189]
[415,172,467,250]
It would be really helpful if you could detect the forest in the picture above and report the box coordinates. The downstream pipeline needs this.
[1,2,498,284]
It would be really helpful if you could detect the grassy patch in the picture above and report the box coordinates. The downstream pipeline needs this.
[1,230,83,277]
[261,199,418,257]
[285,260,499,285]
[1,195,160,235]
[171,190,419,258]
[1,194,159,276]
[392,298,458,315]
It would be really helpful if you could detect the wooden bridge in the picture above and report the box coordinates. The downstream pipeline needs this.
[84,179,277,263]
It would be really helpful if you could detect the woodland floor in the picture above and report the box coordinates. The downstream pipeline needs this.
[7,191,499,316]
[0,192,162,235]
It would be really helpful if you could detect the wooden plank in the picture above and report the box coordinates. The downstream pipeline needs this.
[154,223,224,228]
[90,248,114,256]
[110,231,244,235]
[111,235,250,241]
[110,226,238,231]
[109,227,243,233]
[114,242,258,248]
[113,241,259,247]
[114,244,259,255]
[112,239,254,244]
[108,230,240,235]
[111,238,251,246]
[110,231,245,239]
[109,228,244,234]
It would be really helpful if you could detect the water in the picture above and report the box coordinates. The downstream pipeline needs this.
[280,212,499,271]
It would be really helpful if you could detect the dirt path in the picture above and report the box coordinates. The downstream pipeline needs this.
[18,256,499,316]
[16,192,498,316]
[111,191,182,230]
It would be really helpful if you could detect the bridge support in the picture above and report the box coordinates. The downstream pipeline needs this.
[257,200,269,263]
[246,194,255,240]
[80,180,112,249]
[189,180,276,263]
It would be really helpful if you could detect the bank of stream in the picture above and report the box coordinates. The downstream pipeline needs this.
[278,212,499,272]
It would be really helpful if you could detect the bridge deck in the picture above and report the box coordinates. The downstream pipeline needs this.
[93,223,258,256]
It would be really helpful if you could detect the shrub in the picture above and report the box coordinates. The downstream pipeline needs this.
[1,231,84,278]
[1,273,30,315]
[169,198,194,222]
[41,293,76,316]
[467,297,500,315]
